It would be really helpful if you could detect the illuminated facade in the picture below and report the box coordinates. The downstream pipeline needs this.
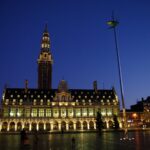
[0,26,120,132]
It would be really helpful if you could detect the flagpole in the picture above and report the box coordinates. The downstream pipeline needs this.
[107,15,128,139]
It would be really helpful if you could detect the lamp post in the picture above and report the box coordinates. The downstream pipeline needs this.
[107,14,128,139]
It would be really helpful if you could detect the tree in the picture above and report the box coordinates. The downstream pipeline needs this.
[96,111,104,131]
[113,115,119,129]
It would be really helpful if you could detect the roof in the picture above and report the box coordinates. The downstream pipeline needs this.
[3,88,117,104]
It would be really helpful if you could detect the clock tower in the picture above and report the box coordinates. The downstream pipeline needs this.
[37,25,53,89]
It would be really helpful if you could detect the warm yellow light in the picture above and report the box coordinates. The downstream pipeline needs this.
[17,112,20,116]
[132,113,137,118]
[65,102,68,106]
[10,112,13,116]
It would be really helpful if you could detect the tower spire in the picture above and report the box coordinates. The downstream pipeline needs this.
[38,25,53,89]
[44,23,48,32]
[41,24,51,52]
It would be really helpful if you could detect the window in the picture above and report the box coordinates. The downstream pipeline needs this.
[61,108,66,117]
[76,108,81,117]
[33,99,36,105]
[17,108,23,117]
[39,108,44,117]
[101,109,106,116]
[47,99,50,105]
[3,108,9,117]
[53,109,59,118]
[46,109,51,117]
[82,108,87,117]
[32,108,37,117]
[89,108,94,116]
[68,108,73,117]
[25,108,30,117]
[10,108,16,117]
[40,99,43,105]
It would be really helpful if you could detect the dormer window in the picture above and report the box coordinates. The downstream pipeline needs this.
[47,99,50,105]
[40,99,43,105]
[33,99,36,105]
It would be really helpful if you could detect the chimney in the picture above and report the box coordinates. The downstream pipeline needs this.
[93,80,98,92]
[25,80,28,92]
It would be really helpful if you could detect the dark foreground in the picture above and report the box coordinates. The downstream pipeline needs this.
[0,131,150,150]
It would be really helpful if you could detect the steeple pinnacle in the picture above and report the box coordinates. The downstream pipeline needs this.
[41,24,50,52]
[44,23,48,33]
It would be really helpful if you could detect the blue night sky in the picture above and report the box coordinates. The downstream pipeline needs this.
[0,0,150,108]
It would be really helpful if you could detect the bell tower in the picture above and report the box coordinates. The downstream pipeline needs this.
[37,25,53,89]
